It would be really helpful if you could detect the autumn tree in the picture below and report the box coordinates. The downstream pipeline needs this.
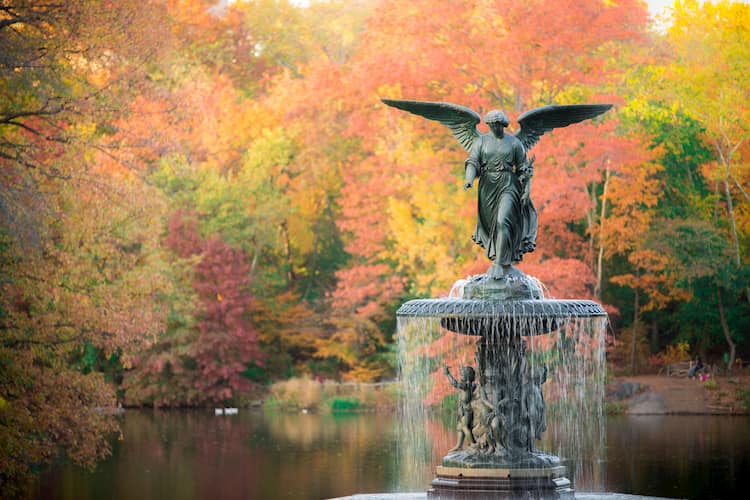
[660,0,750,369]
[1,1,176,494]
[614,0,750,369]
[663,1,750,283]
[0,153,169,495]
[193,235,264,402]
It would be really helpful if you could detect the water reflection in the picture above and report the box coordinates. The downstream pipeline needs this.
[33,410,403,500]
[606,415,750,499]
[32,412,748,500]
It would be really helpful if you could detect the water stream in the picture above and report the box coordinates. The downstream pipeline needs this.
[396,311,608,491]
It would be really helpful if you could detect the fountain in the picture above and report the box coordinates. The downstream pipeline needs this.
[397,274,607,498]
[382,98,612,499]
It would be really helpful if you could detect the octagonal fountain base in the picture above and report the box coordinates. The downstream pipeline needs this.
[331,493,679,500]
[429,464,573,499]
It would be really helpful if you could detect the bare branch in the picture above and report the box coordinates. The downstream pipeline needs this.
[730,174,750,205]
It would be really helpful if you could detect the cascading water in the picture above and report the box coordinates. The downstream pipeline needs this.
[396,276,608,497]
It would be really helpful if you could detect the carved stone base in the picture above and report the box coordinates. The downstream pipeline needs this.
[427,465,574,499]
[462,265,543,301]
[441,449,562,469]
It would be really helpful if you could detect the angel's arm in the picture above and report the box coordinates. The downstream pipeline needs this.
[464,137,482,190]
[514,142,532,203]
[444,366,460,389]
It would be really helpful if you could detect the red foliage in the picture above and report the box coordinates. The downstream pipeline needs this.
[192,236,264,402]
[164,209,204,258]
[129,211,264,404]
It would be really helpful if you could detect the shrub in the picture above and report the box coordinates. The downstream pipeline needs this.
[737,389,750,411]
[605,402,628,415]
[704,378,719,391]
[649,341,692,370]
[330,397,361,412]
[268,377,323,410]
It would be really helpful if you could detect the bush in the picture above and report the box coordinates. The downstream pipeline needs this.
[737,389,750,411]
[330,397,361,412]
[268,377,323,410]
[649,341,691,370]
[605,402,628,415]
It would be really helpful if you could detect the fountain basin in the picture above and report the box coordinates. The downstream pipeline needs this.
[397,298,606,336]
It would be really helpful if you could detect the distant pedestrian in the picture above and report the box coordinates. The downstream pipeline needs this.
[688,356,703,379]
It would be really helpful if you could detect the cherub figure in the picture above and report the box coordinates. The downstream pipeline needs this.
[522,364,548,452]
[479,385,510,453]
[444,365,476,451]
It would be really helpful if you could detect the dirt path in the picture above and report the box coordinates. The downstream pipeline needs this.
[610,374,750,415]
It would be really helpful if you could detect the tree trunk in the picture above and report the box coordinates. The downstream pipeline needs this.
[650,321,659,354]
[716,287,736,375]
[280,221,296,284]
[630,271,640,375]
[594,162,611,299]
[721,176,750,305]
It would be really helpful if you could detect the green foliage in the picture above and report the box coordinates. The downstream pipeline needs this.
[620,101,713,219]
[331,397,361,412]
[737,389,750,411]
[604,401,628,415]
[242,362,269,384]
[71,343,124,385]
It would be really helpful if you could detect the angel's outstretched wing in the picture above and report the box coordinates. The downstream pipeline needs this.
[381,99,481,152]
[514,104,612,152]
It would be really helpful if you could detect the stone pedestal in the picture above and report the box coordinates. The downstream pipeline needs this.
[428,465,573,499]
[462,265,543,301]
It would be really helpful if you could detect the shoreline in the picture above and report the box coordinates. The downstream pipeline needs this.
[609,374,750,416]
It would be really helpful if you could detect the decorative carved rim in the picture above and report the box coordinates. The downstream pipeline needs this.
[396,298,606,318]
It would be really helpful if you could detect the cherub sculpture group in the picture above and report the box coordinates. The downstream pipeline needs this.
[444,357,548,456]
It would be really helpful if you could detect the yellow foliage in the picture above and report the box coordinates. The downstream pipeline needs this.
[661,341,692,364]
[269,377,323,410]
[342,364,387,383]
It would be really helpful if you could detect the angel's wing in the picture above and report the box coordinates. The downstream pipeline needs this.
[381,98,481,152]
[514,104,612,152]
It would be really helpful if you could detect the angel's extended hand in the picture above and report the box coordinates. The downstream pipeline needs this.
[463,181,473,190]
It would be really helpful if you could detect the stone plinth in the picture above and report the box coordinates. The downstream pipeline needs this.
[428,465,573,499]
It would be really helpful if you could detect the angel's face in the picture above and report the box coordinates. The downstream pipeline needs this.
[488,121,505,138]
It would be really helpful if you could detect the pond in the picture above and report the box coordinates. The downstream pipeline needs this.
[31,410,749,500]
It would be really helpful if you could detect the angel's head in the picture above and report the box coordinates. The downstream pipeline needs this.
[484,110,509,137]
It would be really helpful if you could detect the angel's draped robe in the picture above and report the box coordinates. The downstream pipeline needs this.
[465,133,538,266]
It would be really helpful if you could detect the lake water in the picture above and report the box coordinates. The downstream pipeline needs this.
[31,410,749,500]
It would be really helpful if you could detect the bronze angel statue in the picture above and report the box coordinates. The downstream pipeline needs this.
[381,99,612,277]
